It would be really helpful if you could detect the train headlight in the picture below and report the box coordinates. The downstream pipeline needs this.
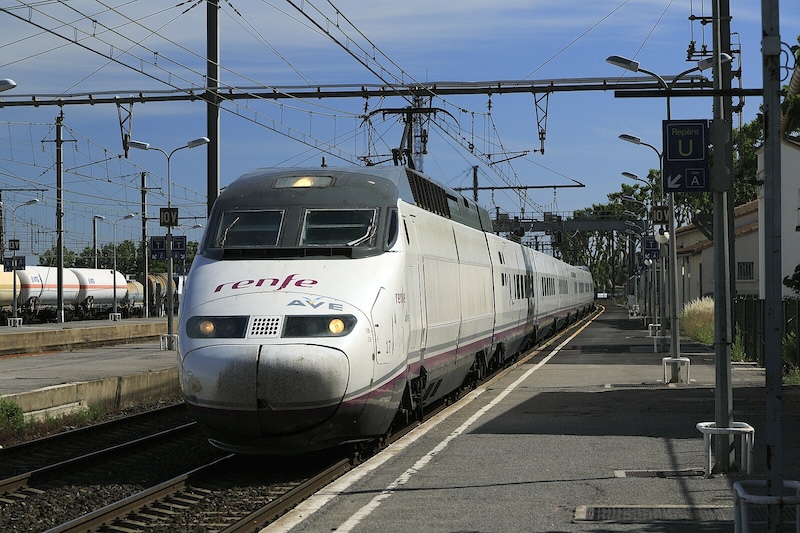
[186,316,249,338]
[283,315,356,337]
[198,319,216,336]
[328,318,345,334]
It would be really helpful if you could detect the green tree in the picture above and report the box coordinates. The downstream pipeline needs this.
[784,264,800,295]
[781,37,800,134]
[38,246,78,267]
[73,246,97,268]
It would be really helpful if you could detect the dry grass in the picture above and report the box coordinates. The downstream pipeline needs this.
[680,296,715,345]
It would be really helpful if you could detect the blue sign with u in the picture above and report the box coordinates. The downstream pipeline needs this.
[662,119,710,193]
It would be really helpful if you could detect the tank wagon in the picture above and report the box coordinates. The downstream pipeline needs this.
[178,166,595,455]
[0,267,173,321]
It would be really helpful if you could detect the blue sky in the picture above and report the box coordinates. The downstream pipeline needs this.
[1,0,798,264]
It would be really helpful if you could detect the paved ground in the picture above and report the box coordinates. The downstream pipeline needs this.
[266,304,799,533]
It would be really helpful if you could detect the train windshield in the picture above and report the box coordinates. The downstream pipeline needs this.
[209,210,284,248]
[300,209,377,247]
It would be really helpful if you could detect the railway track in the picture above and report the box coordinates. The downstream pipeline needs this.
[0,381,451,532]
[0,403,192,478]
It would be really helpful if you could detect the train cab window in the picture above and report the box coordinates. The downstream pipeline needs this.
[300,208,378,247]
[208,210,284,248]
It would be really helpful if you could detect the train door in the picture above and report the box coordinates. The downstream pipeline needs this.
[403,215,427,367]
[371,287,401,366]
[521,248,538,340]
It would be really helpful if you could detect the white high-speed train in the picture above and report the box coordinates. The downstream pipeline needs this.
[178,166,595,454]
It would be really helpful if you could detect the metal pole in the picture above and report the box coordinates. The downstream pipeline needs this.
[113,220,118,315]
[711,0,735,475]
[93,217,99,269]
[56,113,64,323]
[206,0,220,216]
[141,172,149,318]
[166,155,175,349]
[668,192,680,363]
[760,0,784,527]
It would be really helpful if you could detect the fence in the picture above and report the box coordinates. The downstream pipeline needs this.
[734,296,800,369]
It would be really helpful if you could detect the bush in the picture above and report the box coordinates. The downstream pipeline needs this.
[732,325,747,362]
[680,296,715,345]
[0,399,25,434]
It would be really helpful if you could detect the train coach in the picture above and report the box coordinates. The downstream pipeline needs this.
[177,166,595,455]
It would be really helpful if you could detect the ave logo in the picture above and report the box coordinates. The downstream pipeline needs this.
[287,297,344,311]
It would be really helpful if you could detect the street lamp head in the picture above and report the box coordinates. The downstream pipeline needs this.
[186,137,210,149]
[93,215,106,221]
[622,195,646,207]
[17,198,39,207]
[606,55,639,72]
[122,213,137,220]
[654,227,670,244]
[696,52,733,71]
[619,134,642,145]
[622,171,639,180]
[0,79,17,92]
[128,140,150,151]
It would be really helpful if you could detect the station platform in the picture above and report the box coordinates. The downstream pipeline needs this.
[267,305,799,533]
[0,317,176,419]
[0,316,168,356]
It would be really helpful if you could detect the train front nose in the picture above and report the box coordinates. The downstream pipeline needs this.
[180,344,350,437]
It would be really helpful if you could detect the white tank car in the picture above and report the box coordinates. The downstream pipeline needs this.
[72,268,128,306]
[17,266,81,306]
[178,167,595,455]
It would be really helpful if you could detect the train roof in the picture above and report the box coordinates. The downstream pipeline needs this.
[219,166,494,233]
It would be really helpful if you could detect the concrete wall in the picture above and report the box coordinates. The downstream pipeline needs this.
[2,368,179,421]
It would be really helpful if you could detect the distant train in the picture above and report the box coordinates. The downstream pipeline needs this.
[0,267,178,322]
[178,166,595,455]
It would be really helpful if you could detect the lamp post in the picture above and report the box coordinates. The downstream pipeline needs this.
[129,137,210,349]
[622,171,656,325]
[620,134,670,354]
[92,215,105,268]
[8,198,39,323]
[623,194,657,328]
[112,213,137,316]
[608,54,732,380]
